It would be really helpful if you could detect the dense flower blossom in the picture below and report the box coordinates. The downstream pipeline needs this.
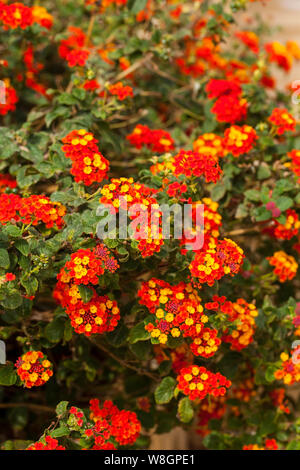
[274,350,300,385]
[108,82,133,100]
[4,273,16,282]
[0,80,18,115]
[89,399,141,447]
[235,31,259,54]
[177,365,231,401]
[58,27,90,67]
[15,351,53,388]
[193,133,226,159]
[127,124,174,153]
[267,251,298,282]
[62,129,109,185]
[189,238,244,287]
[268,209,300,240]
[270,388,290,414]
[0,2,33,29]
[205,296,258,351]
[206,79,242,99]
[0,193,66,229]
[139,278,208,346]
[99,177,163,257]
[268,108,296,135]
[212,94,248,124]
[223,125,258,157]
[57,246,119,287]
[27,436,66,451]
[190,328,221,358]
[0,173,17,192]
[31,5,53,29]
[265,41,293,71]
[173,150,222,183]
[243,439,278,450]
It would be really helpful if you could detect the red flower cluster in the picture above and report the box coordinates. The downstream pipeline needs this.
[15,351,53,388]
[0,2,53,30]
[89,399,141,448]
[235,31,259,54]
[206,79,248,123]
[268,108,296,135]
[223,125,257,157]
[267,251,298,282]
[243,439,278,450]
[99,177,164,257]
[274,351,300,385]
[205,296,258,351]
[54,245,120,336]
[108,82,133,100]
[272,209,300,240]
[270,388,290,414]
[173,150,222,183]
[126,124,174,153]
[0,173,17,192]
[190,328,221,358]
[189,238,245,287]
[139,278,209,347]
[58,27,90,67]
[62,129,109,185]
[0,80,18,115]
[177,365,231,401]
[265,41,300,72]
[0,193,66,229]
[27,436,65,451]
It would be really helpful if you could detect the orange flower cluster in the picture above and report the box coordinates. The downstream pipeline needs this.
[265,41,300,72]
[173,150,222,183]
[58,27,90,67]
[0,193,66,229]
[189,238,245,287]
[126,124,174,153]
[243,439,278,451]
[0,2,52,30]
[274,351,300,385]
[0,80,18,115]
[287,149,300,182]
[177,365,231,401]
[270,388,290,414]
[61,129,109,185]
[27,436,65,451]
[268,108,296,136]
[56,246,119,287]
[272,209,300,240]
[89,399,141,448]
[54,245,120,336]
[99,177,164,257]
[108,82,133,100]
[206,79,248,124]
[235,31,259,54]
[267,251,298,282]
[0,173,17,192]
[139,278,209,347]
[193,133,226,159]
[205,296,258,351]
[15,351,53,388]
[223,125,258,157]
[190,328,221,358]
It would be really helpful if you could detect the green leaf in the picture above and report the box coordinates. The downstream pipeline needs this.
[14,240,30,256]
[129,0,148,14]
[0,248,10,269]
[129,321,150,344]
[78,285,94,303]
[0,363,17,386]
[21,276,38,296]
[154,376,176,404]
[1,292,23,309]
[106,323,129,347]
[274,196,293,212]
[56,401,69,416]
[51,424,70,438]
[245,189,261,202]
[178,397,194,423]
[44,317,66,343]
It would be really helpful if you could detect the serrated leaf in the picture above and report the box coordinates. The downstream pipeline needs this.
[154,376,176,404]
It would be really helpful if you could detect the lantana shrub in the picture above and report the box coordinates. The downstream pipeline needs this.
[0,0,300,451]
